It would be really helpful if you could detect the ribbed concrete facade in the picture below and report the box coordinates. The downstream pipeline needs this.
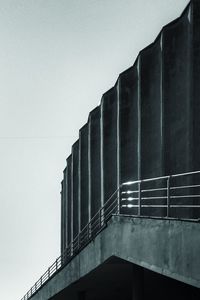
[20,2,200,300]
[61,0,200,253]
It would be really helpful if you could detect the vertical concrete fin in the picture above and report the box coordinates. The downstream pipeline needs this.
[100,98,104,207]
[191,0,200,171]
[137,56,141,180]
[60,179,64,253]
[66,155,72,246]
[72,140,80,239]
[63,167,68,250]
[88,107,101,218]
[101,87,118,203]
[79,124,89,230]
[140,36,163,180]
[118,64,140,215]
[118,65,139,185]
[162,5,191,175]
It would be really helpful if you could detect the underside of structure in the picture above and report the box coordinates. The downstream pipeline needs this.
[21,1,200,299]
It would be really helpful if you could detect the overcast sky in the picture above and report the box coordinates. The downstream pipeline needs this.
[0,1,189,299]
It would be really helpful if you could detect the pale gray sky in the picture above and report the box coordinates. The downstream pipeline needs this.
[0,1,189,299]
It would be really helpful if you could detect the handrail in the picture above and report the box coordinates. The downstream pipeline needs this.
[21,170,200,300]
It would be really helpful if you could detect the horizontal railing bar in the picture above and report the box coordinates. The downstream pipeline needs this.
[122,196,167,200]
[141,188,167,192]
[121,198,138,201]
[121,197,139,200]
[122,187,167,194]
[123,170,200,187]
[123,175,169,186]
[171,195,200,198]
[171,170,200,178]
[121,190,138,194]
[170,205,200,208]
[171,184,200,190]
[122,204,200,208]
[141,196,167,200]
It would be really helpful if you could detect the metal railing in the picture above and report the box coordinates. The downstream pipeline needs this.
[21,170,200,300]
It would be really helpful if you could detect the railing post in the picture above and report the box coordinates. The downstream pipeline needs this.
[34,282,37,294]
[117,187,121,215]
[77,234,80,250]
[167,176,171,217]
[100,208,102,227]
[88,222,91,239]
[71,241,73,256]
[138,182,141,216]
[62,250,65,265]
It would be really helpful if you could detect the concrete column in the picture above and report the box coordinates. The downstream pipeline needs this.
[72,140,80,239]
[162,6,191,176]
[118,60,140,215]
[101,87,118,205]
[66,155,72,246]
[88,107,101,219]
[60,180,64,253]
[192,0,200,169]
[191,0,200,219]
[79,124,89,230]
[140,37,163,180]
[63,167,68,249]
[118,65,139,184]
[139,35,165,217]
[162,4,192,219]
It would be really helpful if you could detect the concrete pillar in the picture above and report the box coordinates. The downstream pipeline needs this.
[118,65,139,184]
[139,35,165,217]
[191,0,200,167]
[191,0,200,219]
[60,180,64,253]
[66,155,72,246]
[101,87,118,205]
[62,168,67,250]
[118,62,140,215]
[192,0,200,169]
[162,4,192,219]
[162,5,191,176]
[79,124,89,230]
[88,107,101,219]
[140,37,163,180]
[72,140,80,240]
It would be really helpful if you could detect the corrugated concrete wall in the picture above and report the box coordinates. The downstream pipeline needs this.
[61,0,200,254]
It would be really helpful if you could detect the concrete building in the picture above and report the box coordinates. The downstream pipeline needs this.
[21,1,200,299]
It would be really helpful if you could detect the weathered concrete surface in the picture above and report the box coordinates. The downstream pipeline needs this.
[31,216,200,300]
